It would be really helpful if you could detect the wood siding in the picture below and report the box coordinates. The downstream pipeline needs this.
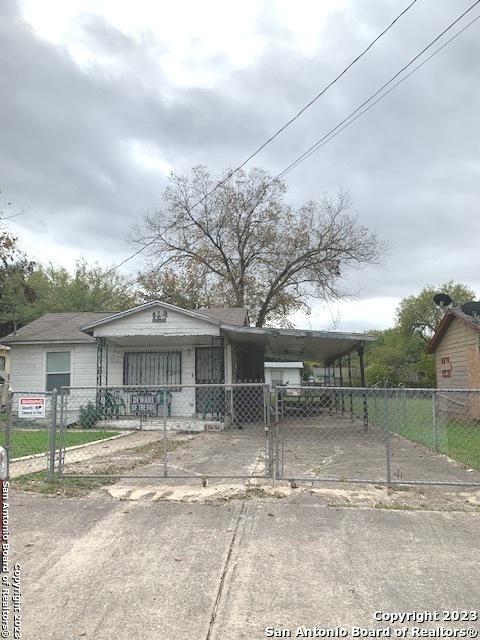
[9,343,97,392]
[435,319,479,390]
[9,338,235,419]
[93,306,220,338]
[434,317,480,419]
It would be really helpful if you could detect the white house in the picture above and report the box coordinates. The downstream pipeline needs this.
[264,362,303,387]
[0,345,10,407]
[2,300,374,425]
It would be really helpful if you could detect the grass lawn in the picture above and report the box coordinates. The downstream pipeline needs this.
[351,394,480,470]
[275,390,480,470]
[0,429,117,459]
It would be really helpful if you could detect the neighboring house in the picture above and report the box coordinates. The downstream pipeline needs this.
[0,345,11,407]
[427,308,480,419]
[264,362,303,388]
[2,300,374,422]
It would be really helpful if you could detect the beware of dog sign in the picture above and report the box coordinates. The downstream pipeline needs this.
[18,396,46,418]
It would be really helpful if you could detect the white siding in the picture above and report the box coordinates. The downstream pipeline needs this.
[10,337,232,419]
[94,306,220,338]
[10,343,97,392]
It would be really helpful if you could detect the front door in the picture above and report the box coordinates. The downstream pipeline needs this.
[195,346,224,383]
[195,346,225,415]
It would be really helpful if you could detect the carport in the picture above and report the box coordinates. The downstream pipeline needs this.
[220,324,376,386]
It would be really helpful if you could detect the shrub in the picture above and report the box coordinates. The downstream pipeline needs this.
[78,402,103,429]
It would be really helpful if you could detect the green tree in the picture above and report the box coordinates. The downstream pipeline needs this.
[396,281,475,343]
[0,258,36,337]
[132,167,381,326]
[24,260,139,320]
[364,328,435,387]
[0,202,35,336]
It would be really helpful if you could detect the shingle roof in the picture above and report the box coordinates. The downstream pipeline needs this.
[1,306,249,344]
[197,307,248,326]
[1,312,112,344]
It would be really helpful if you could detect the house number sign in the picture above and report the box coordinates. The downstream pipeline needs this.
[152,310,168,323]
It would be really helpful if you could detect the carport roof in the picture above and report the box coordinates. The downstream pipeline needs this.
[220,324,375,363]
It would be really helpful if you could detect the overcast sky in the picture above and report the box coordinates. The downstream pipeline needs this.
[1,0,479,331]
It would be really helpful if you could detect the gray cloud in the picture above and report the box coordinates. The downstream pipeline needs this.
[1,0,479,320]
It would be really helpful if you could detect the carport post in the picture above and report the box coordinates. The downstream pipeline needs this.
[347,354,353,418]
[163,387,168,477]
[358,345,368,431]
[432,390,439,452]
[383,388,392,485]
[338,358,345,414]
[48,388,58,482]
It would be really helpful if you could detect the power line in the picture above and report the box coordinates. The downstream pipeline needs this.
[275,1,480,181]
[1,211,27,221]
[19,1,478,340]
[277,12,480,181]
[104,0,420,276]
[137,0,480,286]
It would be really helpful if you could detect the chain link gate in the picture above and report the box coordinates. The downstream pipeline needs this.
[272,386,480,486]
[55,383,273,481]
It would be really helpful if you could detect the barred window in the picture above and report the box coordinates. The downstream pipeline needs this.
[123,352,181,386]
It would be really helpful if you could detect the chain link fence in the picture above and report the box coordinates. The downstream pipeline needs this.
[4,384,480,486]
[56,383,271,480]
[275,386,480,485]
[3,391,55,479]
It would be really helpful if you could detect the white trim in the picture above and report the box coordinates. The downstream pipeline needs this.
[44,348,72,392]
[80,300,222,332]
[221,324,375,342]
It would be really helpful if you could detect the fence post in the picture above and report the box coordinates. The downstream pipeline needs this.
[163,386,168,477]
[383,388,392,484]
[432,389,438,452]
[5,391,13,480]
[48,388,58,481]
[58,389,66,479]
[264,386,273,480]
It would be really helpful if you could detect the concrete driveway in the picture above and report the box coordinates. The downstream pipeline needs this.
[10,486,480,640]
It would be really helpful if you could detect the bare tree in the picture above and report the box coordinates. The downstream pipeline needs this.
[0,192,19,267]
[132,167,382,326]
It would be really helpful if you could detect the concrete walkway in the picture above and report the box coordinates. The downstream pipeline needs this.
[10,487,480,640]
[9,431,160,478]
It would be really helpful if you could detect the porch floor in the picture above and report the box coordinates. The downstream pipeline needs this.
[99,416,226,433]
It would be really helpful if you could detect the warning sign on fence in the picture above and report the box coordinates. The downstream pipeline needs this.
[18,396,46,418]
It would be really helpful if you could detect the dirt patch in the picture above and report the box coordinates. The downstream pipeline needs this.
[306,483,480,512]
[13,436,191,497]
[102,479,480,511]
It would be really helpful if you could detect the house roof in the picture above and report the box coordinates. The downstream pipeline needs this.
[79,301,248,332]
[427,308,480,354]
[1,312,112,344]
[1,303,249,344]
[197,307,248,326]
[1,302,374,363]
